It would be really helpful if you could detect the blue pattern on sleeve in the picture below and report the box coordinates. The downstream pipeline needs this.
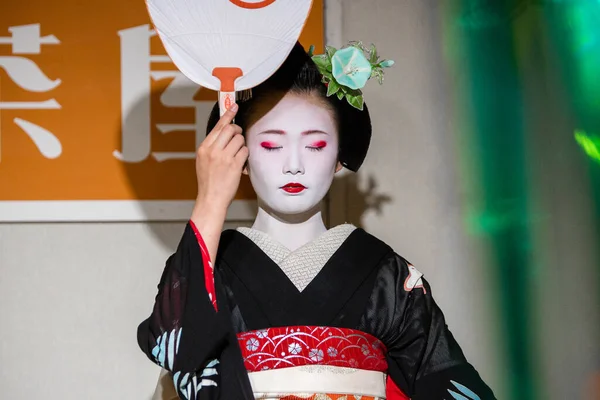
[448,380,481,400]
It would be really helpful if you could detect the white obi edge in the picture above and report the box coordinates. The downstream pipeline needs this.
[248,365,387,399]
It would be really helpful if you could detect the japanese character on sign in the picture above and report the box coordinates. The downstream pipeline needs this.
[115,25,212,164]
[0,23,62,161]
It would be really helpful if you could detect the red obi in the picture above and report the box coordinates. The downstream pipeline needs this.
[238,326,388,372]
[237,326,409,399]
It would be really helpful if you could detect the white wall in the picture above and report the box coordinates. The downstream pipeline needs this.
[0,221,247,399]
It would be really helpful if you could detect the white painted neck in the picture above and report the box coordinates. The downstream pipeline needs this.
[251,200,327,252]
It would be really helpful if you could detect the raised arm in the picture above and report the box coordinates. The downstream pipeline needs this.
[137,103,249,399]
[191,103,247,263]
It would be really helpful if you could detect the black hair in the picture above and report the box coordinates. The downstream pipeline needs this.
[205,42,372,172]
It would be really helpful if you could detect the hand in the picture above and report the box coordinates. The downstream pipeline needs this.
[194,103,248,213]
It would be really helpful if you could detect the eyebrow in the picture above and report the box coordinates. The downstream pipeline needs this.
[303,130,329,136]
[258,129,329,135]
[258,129,285,135]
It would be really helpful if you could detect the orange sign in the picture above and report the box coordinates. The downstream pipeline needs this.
[0,0,323,220]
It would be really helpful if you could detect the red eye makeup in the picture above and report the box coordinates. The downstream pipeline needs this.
[307,140,327,152]
[260,141,281,151]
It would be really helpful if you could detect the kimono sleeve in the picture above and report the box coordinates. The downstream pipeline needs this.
[137,221,231,399]
[384,255,497,400]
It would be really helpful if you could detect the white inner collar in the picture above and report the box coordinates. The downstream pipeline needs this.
[236,224,357,292]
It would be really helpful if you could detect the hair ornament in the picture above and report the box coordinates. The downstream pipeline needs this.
[308,41,394,110]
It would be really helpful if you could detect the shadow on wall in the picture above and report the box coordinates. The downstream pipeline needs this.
[328,170,393,229]
[115,79,256,251]
[347,174,392,228]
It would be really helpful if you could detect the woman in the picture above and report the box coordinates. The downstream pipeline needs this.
[137,42,496,400]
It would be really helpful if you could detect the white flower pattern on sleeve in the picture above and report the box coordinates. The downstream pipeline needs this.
[403,264,427,293]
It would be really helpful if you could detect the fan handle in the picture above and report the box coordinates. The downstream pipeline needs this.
[212,67,243,117]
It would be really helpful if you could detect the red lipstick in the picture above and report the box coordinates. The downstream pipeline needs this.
[281,182,306,194]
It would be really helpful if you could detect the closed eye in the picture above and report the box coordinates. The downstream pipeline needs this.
[306,140,327,152]
[306,146,324,152]
[261,141,282,151]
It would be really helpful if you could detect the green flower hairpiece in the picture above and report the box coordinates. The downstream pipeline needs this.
[308,41,395,110]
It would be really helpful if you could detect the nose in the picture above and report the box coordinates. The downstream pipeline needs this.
[283,147,305,175]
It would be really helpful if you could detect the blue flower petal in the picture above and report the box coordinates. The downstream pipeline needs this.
[176,372,191,395]
[151,332,167,367]
[331,46,372,90]
[151,328,182,369]
[448,389,470,400]
[450,380,481,400]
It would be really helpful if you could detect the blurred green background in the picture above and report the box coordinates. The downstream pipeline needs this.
[444,1,600,398]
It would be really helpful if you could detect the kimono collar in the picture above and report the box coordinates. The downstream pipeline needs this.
[236,224,357,292]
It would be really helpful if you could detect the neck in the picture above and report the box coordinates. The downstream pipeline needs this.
[251,201,327,251]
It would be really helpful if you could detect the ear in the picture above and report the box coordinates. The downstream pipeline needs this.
[335,161,343,173]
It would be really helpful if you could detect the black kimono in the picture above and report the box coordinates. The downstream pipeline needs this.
[137,222,496,400]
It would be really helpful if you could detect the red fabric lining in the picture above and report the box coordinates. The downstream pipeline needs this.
[189,220,218,312]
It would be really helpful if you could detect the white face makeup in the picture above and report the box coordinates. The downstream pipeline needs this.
[244,92,340,216]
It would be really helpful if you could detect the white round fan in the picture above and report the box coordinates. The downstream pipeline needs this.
[145,0,314,114]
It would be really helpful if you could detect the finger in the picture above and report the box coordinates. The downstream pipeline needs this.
[203,103,239,147]
[213,124,242,150]
[223,133,245,158]
[234,146,249,170]
[213,103,239,133]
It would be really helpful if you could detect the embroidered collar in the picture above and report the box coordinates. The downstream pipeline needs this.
[236,224,356,291]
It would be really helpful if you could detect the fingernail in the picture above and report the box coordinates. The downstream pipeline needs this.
[230,103,239,112]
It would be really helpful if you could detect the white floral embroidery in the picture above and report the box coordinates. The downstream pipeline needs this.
[246,338,259,352]
[256,329,269,338]
[327,347,338,357]
[313,395,334,400]
[361,344,370,355]
[404,264,426,293]
[288,342,302,355]
[309,348,324,362]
